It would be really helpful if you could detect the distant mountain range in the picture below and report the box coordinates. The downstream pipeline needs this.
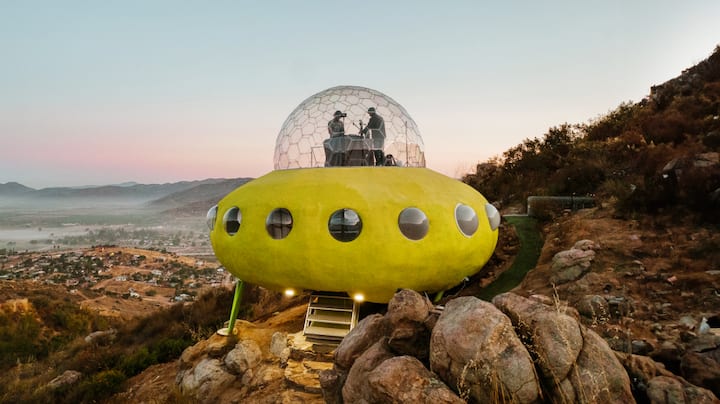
[0,182,35,196]
[0,178,253,212]
[149,178,253,216]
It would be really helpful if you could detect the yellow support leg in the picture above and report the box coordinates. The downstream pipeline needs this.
[218,279,244,336]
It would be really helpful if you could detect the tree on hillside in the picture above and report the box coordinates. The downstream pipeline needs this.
[464,124,582,205]
[463,45,720,220]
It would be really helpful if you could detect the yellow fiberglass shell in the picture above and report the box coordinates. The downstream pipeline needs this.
[209,167,498,303]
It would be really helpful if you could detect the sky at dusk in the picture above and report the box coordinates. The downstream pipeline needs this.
[2,1,719,189]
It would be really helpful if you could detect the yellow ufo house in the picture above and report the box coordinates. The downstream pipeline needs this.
[207,86,500,304]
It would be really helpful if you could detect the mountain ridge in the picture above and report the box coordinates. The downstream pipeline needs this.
[0,182,35,196]
[0,178,251,204]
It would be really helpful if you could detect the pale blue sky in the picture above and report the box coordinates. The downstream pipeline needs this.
[1,1,719,188]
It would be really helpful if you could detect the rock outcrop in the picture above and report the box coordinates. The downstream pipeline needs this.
[320,289,718,403]
[549,239,599,284]
[617,353,719,403]
[170,289,717,403]
[681,350,720,398]
[45,370,83,391]
[320,290,634,403]
[430,296,541,402]
[174,305,331,403]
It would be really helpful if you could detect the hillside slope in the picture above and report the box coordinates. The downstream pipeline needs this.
[463,46,720,221]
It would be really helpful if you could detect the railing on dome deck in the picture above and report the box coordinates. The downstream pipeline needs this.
[309,117,425,168]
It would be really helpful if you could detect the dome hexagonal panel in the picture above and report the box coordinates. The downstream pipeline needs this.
[274,86,425,169]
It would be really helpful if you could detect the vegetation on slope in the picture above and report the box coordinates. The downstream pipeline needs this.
[463,46,720,223]
[0,286,235,404]
[0,285,107,369]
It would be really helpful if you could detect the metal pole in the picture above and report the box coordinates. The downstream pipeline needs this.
[404,121,409,166]
[219,278,244,336]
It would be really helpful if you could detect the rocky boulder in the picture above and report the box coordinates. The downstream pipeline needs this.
[322,290,676,403]
[430,296,541,403]
[577,294,610,321]
[492,292,583,401]
[494,292,635,403]
[45,370,83,391]
[224,339,262,375]
[366,356,463,403]
[385,289,435,359]
[646,376,719,404]
[617,353,718,403]
[681,351,720,397]
[333,313,387,371]
[175,305,330,403]
[550,240,598,284]
[176,357,236,400]
[341,338,396,402]
[84,328,116,345]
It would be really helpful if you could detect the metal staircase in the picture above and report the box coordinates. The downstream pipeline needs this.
[303,293,359,343]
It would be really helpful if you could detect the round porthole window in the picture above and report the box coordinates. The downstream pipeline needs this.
[266,208,293,239]
[398,207,429,240]
[455,204,478,237]
[328,209,362,242]
[485,203,501,231]
[223,207,241,235]
[206,205,218,231]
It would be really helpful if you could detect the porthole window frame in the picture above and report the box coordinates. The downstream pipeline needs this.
[223,206,242,236]
[266,208,293,239]
[485,203,501,231]
[328,208,363,242]
[398,207,429,241]
[206,205,218,231]
[455,203,479,237]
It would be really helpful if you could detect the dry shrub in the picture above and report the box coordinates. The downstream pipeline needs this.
[62,343,123,374]
[632,143,675,176]
[614,173,678,214]
[700,45,720,81]
[548,163,605,196]
[527,198,558,221]
[585,102,637,142]
[64,369,126,404]
[678,165,720,214]
[597,179,634,204]
[672,94,718,121]
[619,129,646,150]
[184,287,234,326]
[703,130,720,149]
[641,109,696,145]
[702,81,720,102]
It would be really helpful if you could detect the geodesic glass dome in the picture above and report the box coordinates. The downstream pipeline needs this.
[274,85,426,169]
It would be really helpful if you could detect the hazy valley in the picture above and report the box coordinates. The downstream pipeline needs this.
[0,177,251,253]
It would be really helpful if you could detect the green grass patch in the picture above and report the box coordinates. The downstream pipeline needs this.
[477,215,543,301]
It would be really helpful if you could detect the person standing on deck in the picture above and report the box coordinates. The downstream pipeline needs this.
[328,110,346,138]
[360,107,385,165]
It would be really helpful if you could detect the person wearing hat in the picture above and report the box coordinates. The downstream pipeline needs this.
[328,110,346,138]
[360,107,386,165]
